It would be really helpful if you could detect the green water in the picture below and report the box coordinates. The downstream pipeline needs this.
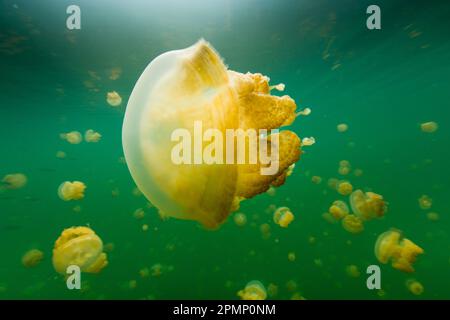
[1,0,449,300]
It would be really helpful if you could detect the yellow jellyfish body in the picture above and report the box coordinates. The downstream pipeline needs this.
[237,281,267,300]
[22,249,44,268]
[1,173,27,189]
[273,207,294,228]
[329,200,349,220]
[406,279,424,295]
[426,212,439,221]
[418,195,432,210]
[350,189,386,221]
[267,283,278,298]
[106,91,122,107]
[288,252,296,262]
[338,166,350,175]
[57,181,86,201]
[56,151,66,159]
[84,129,102,143]
[374,229,424,273]
[311,175,322,184]
[341,215,364,234]
[337,123,348,132]
[420,121,438,133]
[345,265,360,278]
[122,40,301,229]
[302,137,315,146]
[337,181,353,196]
[133,208,146,219]
[61,131,82,144]
[233,212,247,227]
[52,226,108,274]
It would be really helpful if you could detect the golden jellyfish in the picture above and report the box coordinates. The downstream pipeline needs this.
[302,137,315,146]
[406,279,424,296]
[133,208,146,220]
[311,175,322,184]
[374,229,424,273]
[345,265,361,278]
[139,267,150,278]
[266,186,276,196]
[329,200,349,220]
[260,223,271,239]
[337,123,348,133]
[350,189,387,221]
[72,205,82,213]
[237,281,267,300]
[22,249,44,268]
[288,252,296,262]
[420,121,438,133]
[1,173,27,189]
[418,195,432,210]
[341,215,364,234]
[267,283,278,298]
[52,226,108,274]
[233,212,247,227]
[56,151,66,159]
[106,91,122,107]
[60,131,82,144]
[297,107,311,116]
[337,181,353,196]
[339,160,350,167]
[338,166,350,175]
[327,178,339,190]
[122,39,301,229]
[353,168,363,177]
[273,207,294,228]
[151,263,163,277]
[57,181,86,201]
[291,293,306,300]
[84,129,102,143]
[142,224,149,232]
[426,212,439,221]
[322,212,337,224]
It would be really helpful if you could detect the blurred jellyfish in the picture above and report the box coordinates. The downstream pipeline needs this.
[260,223,271,239]
[237,281,267,300]
[266,186,276,196]
[339,160,350,167]
[302,137,316,146]
[106,91,122,107]
[233,212,247,227]
[151,263,163,277]
[72,205,82,213]
[133,208,146,220]
[353,168,363,177]
[291,292,306,300]
[345,265,360,278]
[311,176,322,184]
[322,212,337,224]
[122,40,302,229]
[56,151,66,159]
[60,131,82,144]
[104,242,115,253]
[267,283,278,298]
[109,67,122,80]
[337,181,353,196]
[139,267,150,278]
[338,166,351,175]
[426,212,439,221]
[374,229,424,273]
[57,181,86,201]
[341,215,364,234]
[329,200,349,220]
[273,207,294,228]
[1,173,27,189]
[288,252,296,262]
[128,280,137,289]
[132,187,142,197]
[269,83,285,91]
[327,178,339,190]
[142,224,149,232]
[406,279,424,296]
[350,189,387,221]
[418,195,432,210]
[286,279,298,292]
[52,226,108,274]
[21,249,44,268]
[420,121,438,133]
[337,123,348,133]
[84,129,102,143]
[296,107,311,116]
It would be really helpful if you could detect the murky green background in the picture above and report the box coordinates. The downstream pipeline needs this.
[1,0,449,299]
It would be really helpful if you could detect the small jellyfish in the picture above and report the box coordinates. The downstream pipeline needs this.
[291,292,306,300]
[341,215,364,234]
[84,129,102,143]
[52,226,108,274]
[1,173,27,189]
[266,186,276,196]
[406,279,424,296]
[22,249,44,268]
[420,121,438,133]
[128,280,137,289]
[329,200,349,220]
[418,195,432,210]
[72,205,82,213]
[374,229,424,273]
[237,281,267,300]
[337,123,348,133]
[426,212,439,221]
[345,265,360,278]
[56,151,66,159]
[353,168,363,177]
[133,208,146,220]
[60,131,82,144]
[273,207,294,228]
[327,178,339,190]
[337,181,353,196]
[302,137,316,146]
[267,283,278,298]
[151,263,163,277]
[260,223,271,239]
[142,224,149,232]
[132,187,142,197]
[296,107,311,116]
[106,91,122,107]
[338,166,350,175]
[233,212,247,227]
[311,176,322,184]
[322,212,337,224]
[269,83,285,91]
[350,189,387,221]
[339,160,350,167]
[109,67,122,80]
[139,267,150,278]
[288,252,296,262]
[57,181,86,201]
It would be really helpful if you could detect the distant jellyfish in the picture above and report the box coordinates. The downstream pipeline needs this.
[329,200,349,220]
[57,181,86,201]
[291,292,306,300]
[350,189,387,221]
[132,187,142,197]
[22,249,44,268]
[72,205,82,213]
[60,131,82,144]
[311,176,322,184]
[109,67,122,80]
[339,160,350,167]
[133,208,146,219]
[345,265,360,278]
[288,252,296,262]
[260,223,271,239]
[266,186,276,196]
[322,212,337,224]
[106,91,122,107]
[56,151,66,159]
[128,280,137,289]
[420,121,438,133]
[142,224,149,232]
[406,279,424,296]
[341,215,364,234]
[374,229,424,273]
[267,283,278,298]
[327,178,339,190]
[237,281,267,300]
[273,207,294,228]
[1,173,27,189]
[353,168,363,177]
[426,212,439,221]
[286,279,298,292]
[104,242,115,253]
[139,267,150,278]
[337,181,353,196]
[418,195,432,210]
[338,166,350,175]
[297,107,311,116]
[122,39,302,229]
[302,137,316,146]
[84,129,102,143]
[233,212,247,227]
[337,123,348,133]
[151,263,163,277]
[52,226,108,274]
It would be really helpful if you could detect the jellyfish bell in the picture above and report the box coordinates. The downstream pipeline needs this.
[57,181,86,201]
[122,39,301,229]
[1,173,27,190]
[84,129,102,143]
[329,200,349,220]
[22,249,44,268]
[350,189,386,221]
[273,206,294,228]
[237,280,267,300]
[61,131,82,144]
[341,214,364,234]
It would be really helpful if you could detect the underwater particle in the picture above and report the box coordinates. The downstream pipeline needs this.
[260,223,271,239]
[302,137,316,146]
[56,151,66,159]
[311,175,322,184]
[329,200,349,220]
[52,226,108,274]
[420,121,438,133]
[338,166,351,175]
[60,131,82,144]
[72,205,82,213]
[273,207,294,228]
[374,229,424,273]
[142,224,149,232]
[418,195,432,210]
[122,40,302,229]
[267,283,278,298]
[139,267,150,278]
[288,252,296,262]
[237,281,267,300]
[57,181,86,201]
[133,208,146,219]
[337,181,353,196]
[21,249,44,268]
[426,212,439,221]
[106,91,122,107]
[233,212,247,227]
[266,186,276,196]
[350,189,387,220]
[297,107,311,116]
[1,173,27,189]
[337,123,348,133]
[341,215,364,234]
[345,265,361,278]
[406,279,424,296]
[84,129,102,143]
